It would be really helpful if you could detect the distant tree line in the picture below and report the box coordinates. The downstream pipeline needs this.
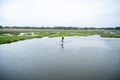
[0,25,120,30]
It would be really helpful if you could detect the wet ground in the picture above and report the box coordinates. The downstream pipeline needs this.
[0,35,120,80]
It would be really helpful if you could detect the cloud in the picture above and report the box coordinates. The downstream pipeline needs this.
[0,0,120,27]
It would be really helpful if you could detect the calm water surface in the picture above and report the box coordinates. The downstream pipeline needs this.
[0,35,120,80]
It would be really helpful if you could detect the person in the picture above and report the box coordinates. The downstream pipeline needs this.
[61,36,64,42]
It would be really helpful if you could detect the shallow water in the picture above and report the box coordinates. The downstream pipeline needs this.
[0,35,120,80]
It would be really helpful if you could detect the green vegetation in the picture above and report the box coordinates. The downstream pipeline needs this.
[0,29,120,44]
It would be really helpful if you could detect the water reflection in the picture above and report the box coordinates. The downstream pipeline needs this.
[0,36,120,80]
[60,42,64,48]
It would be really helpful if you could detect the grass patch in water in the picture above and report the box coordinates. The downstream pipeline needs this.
[0,29,120,44]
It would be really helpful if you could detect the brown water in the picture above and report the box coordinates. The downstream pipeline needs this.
[0,35,120,80]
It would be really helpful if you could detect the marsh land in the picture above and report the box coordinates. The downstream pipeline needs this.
[0,29,120,44]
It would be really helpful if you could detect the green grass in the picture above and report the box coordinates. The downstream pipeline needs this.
[0,29,120,44]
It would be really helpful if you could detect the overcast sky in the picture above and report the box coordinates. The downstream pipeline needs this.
[0,0,120,27]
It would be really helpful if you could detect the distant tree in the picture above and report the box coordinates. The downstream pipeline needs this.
[0,25,3,28]
[5,26,10,28]
[115,27,120,30]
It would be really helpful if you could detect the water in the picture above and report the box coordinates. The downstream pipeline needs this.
[0,35,120,80]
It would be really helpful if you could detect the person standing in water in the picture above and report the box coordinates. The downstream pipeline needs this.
[61,36,64,42]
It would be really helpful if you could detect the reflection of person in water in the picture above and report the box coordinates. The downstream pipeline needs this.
[61,36,64,42]
[61,42,64,48]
